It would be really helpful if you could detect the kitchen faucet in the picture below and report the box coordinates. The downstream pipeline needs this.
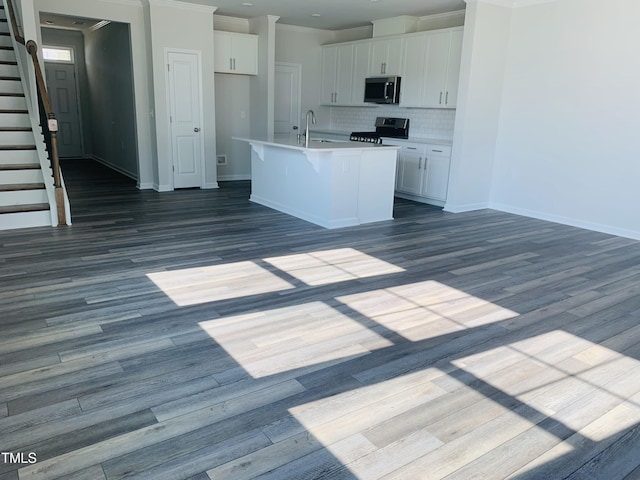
[304,109,316,148]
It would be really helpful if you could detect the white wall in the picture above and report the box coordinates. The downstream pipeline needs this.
[84,23,138,178]
[249,15,278,140]
[215,73,251,180]
[490,0,640,239]
[445,0,512,212]
[275,24,334,128]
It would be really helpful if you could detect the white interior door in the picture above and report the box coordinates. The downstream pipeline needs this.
[45,62,83,158]
[274,63,301,142]
[167,50,204,189]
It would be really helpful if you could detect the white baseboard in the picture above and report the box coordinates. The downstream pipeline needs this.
[443,201,490,213]
[153,183,173,192]
[203,182,220,189]
[489,202,640,241]
[89,155,138,181]
[138,182,154,190]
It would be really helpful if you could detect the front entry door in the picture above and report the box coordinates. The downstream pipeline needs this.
[44,62,83,158]
[274,63,301,142]
[167,50,204,189]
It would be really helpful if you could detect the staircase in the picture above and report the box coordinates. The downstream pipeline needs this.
[0,5,56,230]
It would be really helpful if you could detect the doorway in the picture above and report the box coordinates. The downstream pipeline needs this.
[44,60,83,158]
[166,49,205,189]
[274,63,301,142]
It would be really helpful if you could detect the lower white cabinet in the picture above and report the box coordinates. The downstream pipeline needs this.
[385,139,452,206]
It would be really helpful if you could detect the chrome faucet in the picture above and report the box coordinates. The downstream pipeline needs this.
[304,109,316,148]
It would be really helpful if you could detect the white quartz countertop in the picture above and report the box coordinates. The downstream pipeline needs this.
[235,135,400,152]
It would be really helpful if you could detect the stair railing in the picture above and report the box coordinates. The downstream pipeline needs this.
[5,0,67,226]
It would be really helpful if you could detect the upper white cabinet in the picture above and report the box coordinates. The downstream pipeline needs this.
[400,27,463,108]
[321,42,371,106]
[422,29,463,108]
[321,44,354,105]
[399,34,429,107]
[351,42,371,105]
[369,37,403,76]
[320,27,463,109]
[214,31,258,75]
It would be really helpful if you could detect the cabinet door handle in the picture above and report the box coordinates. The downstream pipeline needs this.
[418,157,422,169]
[407,147,417,150]
[432,149,443,153]
[233,58,236,70]
[439,92,443,104]
[445,91,449,104]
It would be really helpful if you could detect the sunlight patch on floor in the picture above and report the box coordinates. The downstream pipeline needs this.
[146,261,295,306]
[263,248,405,286]
[198,301,393,378]
[453,330,640,446]
[336,280,519,341]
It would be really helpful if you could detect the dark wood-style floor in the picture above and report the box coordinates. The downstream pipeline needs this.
[2,159,640,480]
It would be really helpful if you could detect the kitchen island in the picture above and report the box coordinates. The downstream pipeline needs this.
[236,136,400,229]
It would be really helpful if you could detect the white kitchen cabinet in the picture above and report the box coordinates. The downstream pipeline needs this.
[385,139,452,206]
[369,37,403,76]
[422,28,463,108]
[399,33,428,107]
[351,42,371,105]
[214,31,258,75]
[421,146,451,202]
[396,144,425,195]
[400,28,463,108]
[320,44,354,105]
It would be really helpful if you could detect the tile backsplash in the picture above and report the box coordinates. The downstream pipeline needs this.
[330,106,456,140]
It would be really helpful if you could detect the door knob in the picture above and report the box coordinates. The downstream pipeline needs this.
[194,127,200,132]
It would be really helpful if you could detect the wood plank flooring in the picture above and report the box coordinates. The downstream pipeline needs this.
[2,158,640,479]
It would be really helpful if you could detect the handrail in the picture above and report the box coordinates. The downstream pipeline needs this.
[5,0,24,45]
[4,0,66,225]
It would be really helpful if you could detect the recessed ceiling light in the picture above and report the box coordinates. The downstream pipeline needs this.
[45,20,55,25]
[312,13,321,17]
[242,2,253,5]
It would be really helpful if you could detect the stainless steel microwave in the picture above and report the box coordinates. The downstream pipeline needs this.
[364,76,401,104]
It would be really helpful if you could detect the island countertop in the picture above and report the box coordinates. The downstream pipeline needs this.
[234,135,400,153]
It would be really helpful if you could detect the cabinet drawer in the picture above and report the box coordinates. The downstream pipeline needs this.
[424,145,451,156]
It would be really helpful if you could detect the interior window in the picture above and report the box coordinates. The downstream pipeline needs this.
[42,46,74,63]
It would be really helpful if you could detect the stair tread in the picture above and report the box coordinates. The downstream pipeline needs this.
[0,183,45,192]
[0,203,50,214]
[0,145,37,151]
[0,162,40,169]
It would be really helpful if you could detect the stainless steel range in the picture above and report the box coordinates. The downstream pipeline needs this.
[350,117,410,144]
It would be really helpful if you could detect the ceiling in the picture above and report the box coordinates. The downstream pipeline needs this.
[40,13,111,32]
[187,0,467,30]
[39,0,467,32]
